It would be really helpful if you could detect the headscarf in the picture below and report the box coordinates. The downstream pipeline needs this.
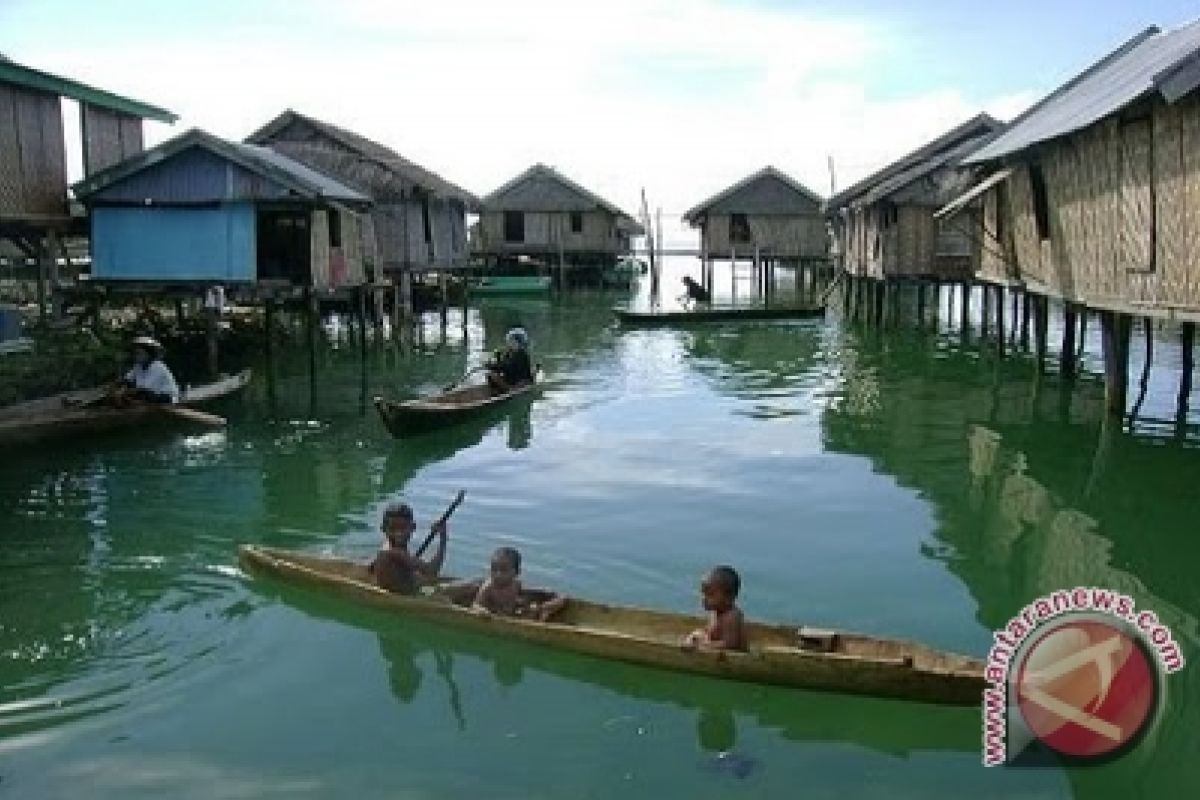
[505,327,529,350]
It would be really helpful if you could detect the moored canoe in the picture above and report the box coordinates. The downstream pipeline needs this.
[238,545,986,705]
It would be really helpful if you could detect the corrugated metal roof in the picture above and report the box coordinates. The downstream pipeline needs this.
[825,114,1002,211]
[246,110,477,206]
[482,164,642,231]
[968,20,1200,163]
[74,128,369,204]
[232,143,368,203]
[0,56,176,123]
[683,166,824,222]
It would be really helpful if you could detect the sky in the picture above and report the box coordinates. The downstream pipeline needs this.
[3,0,1198,245]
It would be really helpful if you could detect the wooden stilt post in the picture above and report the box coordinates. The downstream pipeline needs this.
[981,282,991,341]
[264,297,277,411]
[995,285,1006,358]
[1100,311,1132,418]
[1061,303,1078,379]
[874,280,885,327]
[1077,308,1088,360]
[1020,291,1031,350]
[1033,295,1048,373]
[1009,290,1019,347]
[306,289,319,413]
[930,282,940,332]
[1128,317,1154,425]
[1177,322,1194,437]
[358,285,369,411]
[205,302,220,379]
[960,281,971,337]
[916,282,926,330]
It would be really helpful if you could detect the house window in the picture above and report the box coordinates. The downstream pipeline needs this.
[421,198,432,244]
[504,210,524,243]
[328,208,341,248]
[1029,162,1051,241]
[729,213,751,244]
[570,211,583,234]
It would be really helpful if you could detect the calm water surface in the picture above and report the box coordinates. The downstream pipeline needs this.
[2,262,1197,798]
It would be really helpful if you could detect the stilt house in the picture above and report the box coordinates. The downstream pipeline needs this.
[473,164,642,267]
[684,166,828,262]
[246,110,477,282]
[942,21,1200,321]
[826,114,1002,280]
[72,129,371,292]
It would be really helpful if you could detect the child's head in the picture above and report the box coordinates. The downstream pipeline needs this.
[381,502,415,546]
[489,546,521,588]
[700,565,740,611]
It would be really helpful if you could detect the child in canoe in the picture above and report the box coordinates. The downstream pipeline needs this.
[368,502,448,594]
[471,546,567,621]
[682,565,747,651]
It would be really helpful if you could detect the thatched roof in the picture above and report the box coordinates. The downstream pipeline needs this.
[246,110,477,207]
[684,166,823,223]
[73,128,369,204]
[825,114,1002,213]
[481,164,642,231]
[0,54,175,122]
[969,20,1200,164]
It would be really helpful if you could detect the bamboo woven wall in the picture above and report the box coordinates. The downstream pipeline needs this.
[841,204,974,279]
[979,93,1200,313]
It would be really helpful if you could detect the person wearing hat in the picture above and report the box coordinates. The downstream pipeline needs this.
[484,327,534,394]
[117,336,180,404]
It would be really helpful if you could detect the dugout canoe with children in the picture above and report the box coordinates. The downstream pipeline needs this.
[240,493,985,705]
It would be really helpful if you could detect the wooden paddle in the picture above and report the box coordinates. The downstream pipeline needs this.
[415,490,466,558]
[159,405,227,427]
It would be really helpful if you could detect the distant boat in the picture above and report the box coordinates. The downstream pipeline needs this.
[470,276,552,296]
[614,305,825,326]
[0,369,252,445]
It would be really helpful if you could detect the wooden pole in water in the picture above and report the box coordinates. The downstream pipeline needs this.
[1128,317,1154,426]
[960,281,971,337]
[980,282,991,341]
[1020,291,1031,350]
[995,285,1006,357]
[1061,302,1078,379]
[1077,309,1088,360]
[1010,290,1019,348]
[1100,311,1132,418]
[916,282,926,329]
[264,297,277,411]
[306,288,319,413]
[1177,322,1195,438]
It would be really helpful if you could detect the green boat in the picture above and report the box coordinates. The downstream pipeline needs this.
[471,276,553,296]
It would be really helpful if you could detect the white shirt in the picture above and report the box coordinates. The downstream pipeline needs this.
[125,359,180,403]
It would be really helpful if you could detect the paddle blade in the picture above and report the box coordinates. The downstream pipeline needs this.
[160,405,227,428]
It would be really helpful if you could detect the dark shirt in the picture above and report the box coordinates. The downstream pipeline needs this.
[496,349,534,385]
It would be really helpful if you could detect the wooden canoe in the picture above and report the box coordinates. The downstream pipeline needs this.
[470,276,553,296]
[239,545,987,705]
[0,369,252,445]
[614,305,825,326]
[374,373,541,439]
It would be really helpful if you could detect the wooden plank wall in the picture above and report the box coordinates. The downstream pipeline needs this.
[81,104,143,175]
[0,83,67,218]
[702,213,827,258]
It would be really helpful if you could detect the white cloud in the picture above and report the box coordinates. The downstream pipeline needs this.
[13,0,1035,246]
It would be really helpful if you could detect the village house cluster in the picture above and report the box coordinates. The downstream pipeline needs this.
[3,20,1200,412]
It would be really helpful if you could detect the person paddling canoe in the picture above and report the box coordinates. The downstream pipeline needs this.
[369,501,449,594]
[112,336,180,406]
[485,327,534,394]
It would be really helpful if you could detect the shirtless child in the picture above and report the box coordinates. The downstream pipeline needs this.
[368,502,448,594]
[472,547,567,622]
[682,565,747,651]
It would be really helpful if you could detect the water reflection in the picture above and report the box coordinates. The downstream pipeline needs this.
[252,578,980,760]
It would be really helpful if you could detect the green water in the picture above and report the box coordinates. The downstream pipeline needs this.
[2,263,1197,798]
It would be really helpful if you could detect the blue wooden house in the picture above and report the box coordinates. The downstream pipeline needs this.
[72,128,372,291]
